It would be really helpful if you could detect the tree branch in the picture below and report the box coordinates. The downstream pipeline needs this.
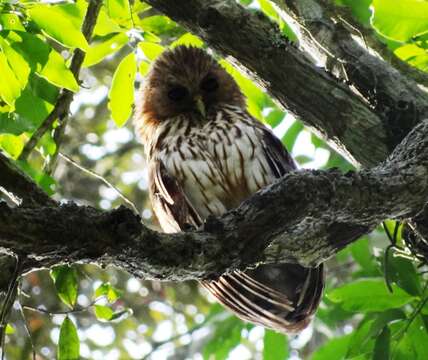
[18,0,103,161]
[315,0,428,89]
[276,0,428,150]
[1,120,427,281]
[144,0,428,167]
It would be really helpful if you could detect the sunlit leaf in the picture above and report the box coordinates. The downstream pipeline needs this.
[58,317,79,360]
[6,32,79,92]
[50,265,78,308]
[263,330,288,360]
[0,14,25,31]
[94,305,114,321]
[371,0,428,42]
[0,52,21,107]
[139,15,181,35]
[28,4,89,50]
[171,33,204,48]
[0,134,24,159]
[139,60,151,76]
[105,0,131,27]
[395,44,428,72]
[139,42,165,61]
[94,282,122,303]
[108,52,137,127]
[327,279,415,312]
[5,323,15,335]
[83,33,129,67]
[0,38,31,90]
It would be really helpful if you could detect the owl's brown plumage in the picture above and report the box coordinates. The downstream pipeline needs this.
[135,46,324,332]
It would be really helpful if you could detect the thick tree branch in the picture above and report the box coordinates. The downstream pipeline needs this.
[0,152,55,207]
[1,120,427,281]
[316,0,428,89]
[144,0,428,167]
[276,0,428,151]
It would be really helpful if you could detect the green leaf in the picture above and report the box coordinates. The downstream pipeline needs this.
[0,52,21,107]
[373,326,390,360]
[95,8,124,36]
[50,265,78,308]
[94,305,114,321]
[0,134,24,159]
[94,282,122,303]
[40,50,79,92]
[311,335,351,360]
[346,317,376,358]
[263,330,288,360]
[138,42,165,61]
[349,237,380,276]
[139,60,150,76]
[335,0,372,26]
[109,308,132,322]
[58,317,79,360]
[15,160,57,195]
[265,109,285,128]
[5,323,15,335]
[83,33,129,67]
[139,15,180,35]
[282,120,303,151]
[386,255,421,296]
[105,0,131,25]
[0,14,25,31]
[6,32,79,92]
[0,38,31,90]
[371,0,428,42]
[394,44,428,72]
[203,316,243,360]
[407,315,428,358]
[28,4,89,50]
[108,52,136,127]
[326,279,415,312]
[171,33,204,48]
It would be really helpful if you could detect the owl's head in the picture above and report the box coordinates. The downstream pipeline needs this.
[136,46,245,122]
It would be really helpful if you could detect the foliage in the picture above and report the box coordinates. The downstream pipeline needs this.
[0,0,427,359]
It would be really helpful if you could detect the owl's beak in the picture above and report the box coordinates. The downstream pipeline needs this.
[193,95,206,118]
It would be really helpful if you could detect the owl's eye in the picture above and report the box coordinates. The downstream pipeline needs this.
[200,77,218,92]
[168,86,188,102]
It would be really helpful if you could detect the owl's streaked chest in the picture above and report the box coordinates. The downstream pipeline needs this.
[150,107,276,219]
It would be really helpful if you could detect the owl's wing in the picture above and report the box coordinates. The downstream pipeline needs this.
[148,160,202,233]
[204,122,325,333]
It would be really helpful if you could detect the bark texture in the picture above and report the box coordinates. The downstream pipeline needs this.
[1,0,428,283]
[1,119,428,280]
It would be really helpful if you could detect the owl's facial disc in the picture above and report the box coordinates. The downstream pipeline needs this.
[165,73,220,119]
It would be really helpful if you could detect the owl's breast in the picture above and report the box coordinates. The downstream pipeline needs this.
[159,113,276,220]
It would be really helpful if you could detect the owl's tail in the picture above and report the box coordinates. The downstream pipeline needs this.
[202,263,324,333]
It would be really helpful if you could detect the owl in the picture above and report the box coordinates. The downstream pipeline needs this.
[134,46,324,332]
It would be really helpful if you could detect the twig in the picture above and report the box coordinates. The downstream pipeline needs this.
[0,256,22,360]
[17,299,36,360]
[18,0,103,162]
[22,299,100,317]
[58,152,140,214]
